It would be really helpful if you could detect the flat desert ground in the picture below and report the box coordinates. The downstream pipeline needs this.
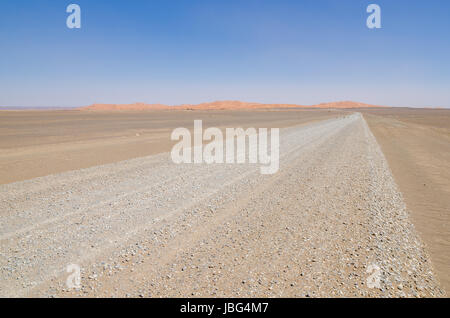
[0,109,341,184]
[0,108,448,297]
[361,108,450,293]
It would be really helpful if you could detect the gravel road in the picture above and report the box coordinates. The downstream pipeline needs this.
[0,113,445,297]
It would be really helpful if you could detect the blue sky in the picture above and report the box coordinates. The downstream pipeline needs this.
[0,0,449,107]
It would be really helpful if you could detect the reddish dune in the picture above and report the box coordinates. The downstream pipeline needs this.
[178,100,306,110]
[312,101,384,109]
[79,100,384,111]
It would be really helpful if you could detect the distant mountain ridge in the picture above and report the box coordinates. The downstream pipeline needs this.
[79,100,385,111]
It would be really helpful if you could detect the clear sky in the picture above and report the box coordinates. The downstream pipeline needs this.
[1,0,449,108]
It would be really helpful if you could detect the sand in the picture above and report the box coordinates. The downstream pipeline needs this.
[0,109,343,184]
[362,108,450,293]
[0,107,448,298]
[1,114,443,297]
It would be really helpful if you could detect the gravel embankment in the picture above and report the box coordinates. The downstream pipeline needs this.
[0,113,445,297]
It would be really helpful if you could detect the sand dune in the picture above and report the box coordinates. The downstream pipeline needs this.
[79,100,384,111]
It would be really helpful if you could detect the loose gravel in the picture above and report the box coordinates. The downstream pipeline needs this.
[0,113,445,297]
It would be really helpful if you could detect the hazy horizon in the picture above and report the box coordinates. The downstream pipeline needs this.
[1,0,449,108]
[0,100,448,110]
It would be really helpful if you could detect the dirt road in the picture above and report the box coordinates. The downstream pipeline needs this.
[0,109,341,184]
[0,113,444,297]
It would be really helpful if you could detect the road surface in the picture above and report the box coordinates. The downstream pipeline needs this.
[0,113,444,297]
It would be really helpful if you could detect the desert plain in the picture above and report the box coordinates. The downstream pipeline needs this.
[0,104,448,297]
